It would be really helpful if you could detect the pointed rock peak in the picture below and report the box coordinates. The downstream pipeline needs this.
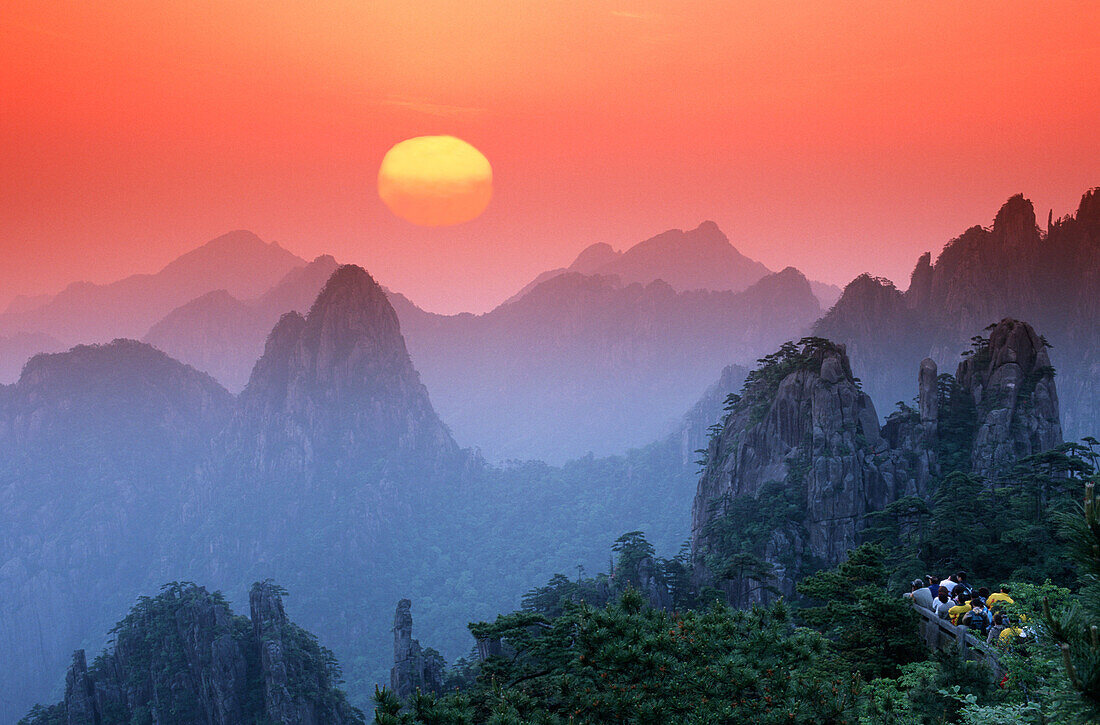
[569,242,621,273]
[985,318,1049,373]
[1076,187,1100,225]
[912,251,932,274]
[905,252,934,308]
[992,194,1037,236]
[308,265,391,317]
[956,318,1054,394]
[303,265,406,358]
[249,581,288,634]
[844,273,899,295]
[265,311,307,353]
[694,219,723,235]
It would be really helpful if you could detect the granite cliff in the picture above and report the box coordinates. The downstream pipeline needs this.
[691,319,1061,605]
[815,188,1099,440]
[19,582,362,725]
[390,600,444,703]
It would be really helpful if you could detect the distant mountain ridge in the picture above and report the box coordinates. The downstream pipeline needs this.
[503,221,842,308]
[127,226,828,462]
[144,255,341,391]
[0,230,306,378]
[391,265,821,462]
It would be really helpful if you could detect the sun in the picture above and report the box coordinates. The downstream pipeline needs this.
[377,135,492,226]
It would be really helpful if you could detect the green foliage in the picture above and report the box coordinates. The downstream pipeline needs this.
[19,582,363,725]
[797,544,927,679]
[726,337,852,426]
[701,468,811,597]
[610,531,656,588]
[1043,479,1100,718]
[936,373,977,476]
[377,593,864,724]
[861,496,932,587]
[918,443,1095,587]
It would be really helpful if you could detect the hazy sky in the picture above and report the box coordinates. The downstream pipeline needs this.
[2,1,1097,314]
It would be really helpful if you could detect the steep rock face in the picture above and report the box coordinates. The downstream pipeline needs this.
[691,341,934,605]
[144,255,341,392]
[956,319,1062,478]
[390,600,444,703]
[676,364,749,466]
[24,583,362,725]
[226,264,459,480]
[692,319,1063,605]
[0,341,237,722]
[815,188,1099,440]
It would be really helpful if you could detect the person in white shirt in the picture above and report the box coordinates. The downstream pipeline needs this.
[933,586,954,619]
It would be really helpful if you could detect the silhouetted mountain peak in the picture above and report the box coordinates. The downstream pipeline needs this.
[1075,187,1100,225]
[631,220,730,257]
[236,265,458,475]
[569,242,621,273]
[992,194,1037,237]
[906,252,934,309]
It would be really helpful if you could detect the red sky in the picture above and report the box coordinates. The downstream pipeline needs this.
[2,1,1097,314]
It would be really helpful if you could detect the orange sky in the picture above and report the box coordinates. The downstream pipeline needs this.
[1,1,1097,314]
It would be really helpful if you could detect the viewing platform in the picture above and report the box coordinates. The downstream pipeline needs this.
[913,604,1006,679]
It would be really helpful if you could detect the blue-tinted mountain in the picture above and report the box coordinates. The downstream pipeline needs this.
[392,265,821,462]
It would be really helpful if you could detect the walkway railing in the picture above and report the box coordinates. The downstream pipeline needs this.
[912,604,1006,678]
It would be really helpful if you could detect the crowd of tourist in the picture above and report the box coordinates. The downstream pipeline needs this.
[904,571,1029,646]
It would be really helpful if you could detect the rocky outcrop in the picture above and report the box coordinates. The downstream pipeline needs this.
[23,583,363,725]
[691,340,935,604]
[676,364,748,466]
[144,255,341,392]
[390,600,444,703]
[691,320,1060,605]
[956,319,1062,479]
[224,264,460,480]
[815,188,1099,441]
[63,651,96,725]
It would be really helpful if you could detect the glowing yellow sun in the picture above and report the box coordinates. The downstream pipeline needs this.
[378,135,492,226]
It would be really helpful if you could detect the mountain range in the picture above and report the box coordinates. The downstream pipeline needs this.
[502,220,841,308]
[0,230,304,348]
[0,264,705,721]
[815,188,1100,442]
[2,187,1099,722]
[0,221,832,463]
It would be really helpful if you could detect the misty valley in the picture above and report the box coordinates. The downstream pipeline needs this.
[3,190,1100,724]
